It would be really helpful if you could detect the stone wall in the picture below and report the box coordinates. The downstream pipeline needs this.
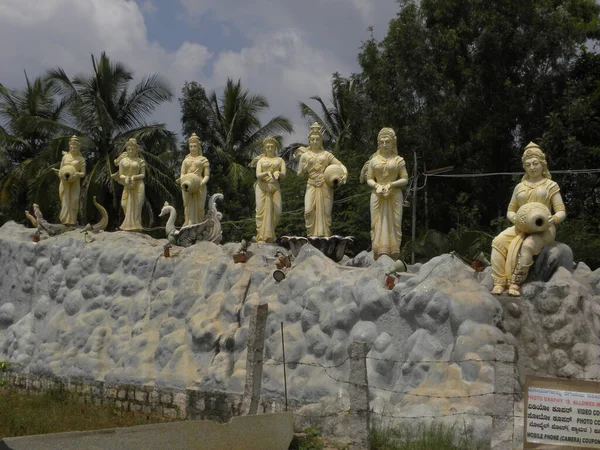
[0,371,286,422]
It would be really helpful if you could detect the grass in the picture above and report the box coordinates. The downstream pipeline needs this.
[289,427,326,450]
[0,388,177,439]
[370,421,480,450]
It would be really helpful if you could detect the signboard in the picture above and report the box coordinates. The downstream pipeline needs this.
[525,376,600,449]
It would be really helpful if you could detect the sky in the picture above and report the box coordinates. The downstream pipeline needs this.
[0,0,399,145]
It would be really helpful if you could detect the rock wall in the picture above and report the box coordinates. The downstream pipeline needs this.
[1,221,600,447]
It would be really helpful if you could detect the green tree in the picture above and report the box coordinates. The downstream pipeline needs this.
[179,78,293,240]
[356,0,600,234]
[33,52,179,227]
[0,75,67,222]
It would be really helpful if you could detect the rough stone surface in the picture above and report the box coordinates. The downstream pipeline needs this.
[1,222,599,449]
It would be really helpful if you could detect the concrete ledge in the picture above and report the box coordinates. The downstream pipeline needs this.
[0,412,294,450]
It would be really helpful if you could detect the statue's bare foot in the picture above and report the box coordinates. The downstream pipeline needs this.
[491,285,506,295]
[508,284,521,296]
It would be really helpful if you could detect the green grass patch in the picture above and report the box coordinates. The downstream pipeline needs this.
[371,421,480,450]
[0,388,177,439]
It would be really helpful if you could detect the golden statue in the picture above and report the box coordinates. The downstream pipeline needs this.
[251,136,286,243]
[364,128,409,260]
[491,142,566,296]
[53,136,86,225]
[296,123,347,237]
[117,138,146,231]
[178,133,210,226]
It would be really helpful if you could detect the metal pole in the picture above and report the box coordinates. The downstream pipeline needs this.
[280,322,288,411]
[411,150,418,264]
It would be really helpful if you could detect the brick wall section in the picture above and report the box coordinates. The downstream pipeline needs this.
[0,372,288,422]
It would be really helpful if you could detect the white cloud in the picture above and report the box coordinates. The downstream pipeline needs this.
[141,0,158,13]
[0,0,399,146]
[0,0,210,136]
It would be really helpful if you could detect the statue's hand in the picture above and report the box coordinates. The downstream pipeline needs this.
[272,171,280,181]
[548,215,555,226]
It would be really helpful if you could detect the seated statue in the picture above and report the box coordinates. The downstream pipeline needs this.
[296,123,347,237]
[491,142,566,296]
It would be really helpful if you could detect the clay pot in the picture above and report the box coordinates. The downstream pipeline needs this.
[385,274,396,290]
[180,173,202,194]
[514,202,551,233]
[233,252,252,263]
[324,165,345,188]
[59,165,77,183]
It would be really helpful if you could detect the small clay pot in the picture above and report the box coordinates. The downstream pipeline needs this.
[385,274,396,290]
[233,253,248,263]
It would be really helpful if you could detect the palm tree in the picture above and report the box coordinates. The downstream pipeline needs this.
[28,52,179,227]
[298,77,359,153]
[0,75,67,222]
[204,78,293,189]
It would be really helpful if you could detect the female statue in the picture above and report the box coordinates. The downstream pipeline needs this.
[365,128,409,260]
[297,123,347,237]
[251,136,286,243]
[491,142,566,296]
[54,135,86,225]
[178,133,210,226]
[117,138,146,231]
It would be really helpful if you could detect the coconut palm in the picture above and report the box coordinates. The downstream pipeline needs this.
[0,75,67,222]
[203,78,293,188]
[27,52,179,227]
[299,77,359,153]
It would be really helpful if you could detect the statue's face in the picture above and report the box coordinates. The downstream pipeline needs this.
[69,142,80,154]
[309,135,321,149]
[379,135,392,152]
[189,141,200,155]
[524,157,542,179]
[127,143,138,158]
[265,142,276,156]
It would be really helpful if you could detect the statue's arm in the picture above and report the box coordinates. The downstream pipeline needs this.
[365,162,377,188]
[276,158,286,179]
[297,154,308,176]
[77,159,86,179]
[390,163,409,188]
[256,159,269,180]
[118,161,128,183]
[133,163,145,181]
[201,161,210,186]
[506,186,520,224]
[550,191,566,225]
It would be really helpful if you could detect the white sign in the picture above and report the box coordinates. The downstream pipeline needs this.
[526,385,600,448]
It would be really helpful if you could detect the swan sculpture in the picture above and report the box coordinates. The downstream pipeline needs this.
[159,193,224,247]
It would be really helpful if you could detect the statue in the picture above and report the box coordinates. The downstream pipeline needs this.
[491,142,567,296]
[296,123,347,237]
[117,138,146,231]
[364,128,409,260]
[251,136,286,243]
[53,136,86,225]
[178,133,210,226]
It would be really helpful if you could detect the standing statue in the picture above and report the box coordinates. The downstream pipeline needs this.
[178,133,210,226]
[53,136,86,225]
[251,136,286,243]
[296,123,347,237]
[491,142,566,296]
[117,138,146,231]
[364,128,409,260]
